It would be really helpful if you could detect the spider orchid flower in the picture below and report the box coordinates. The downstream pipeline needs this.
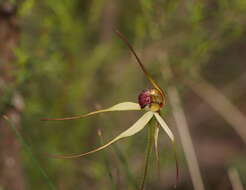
[42,30,175,164]
[43,91,174,158]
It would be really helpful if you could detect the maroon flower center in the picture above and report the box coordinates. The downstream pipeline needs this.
[138,90,152,109]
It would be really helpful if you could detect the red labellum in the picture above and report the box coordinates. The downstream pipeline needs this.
[138,88,164,111]
[138,89,152,109]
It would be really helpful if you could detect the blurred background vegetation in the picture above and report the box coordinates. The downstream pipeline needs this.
[0,0,246,189]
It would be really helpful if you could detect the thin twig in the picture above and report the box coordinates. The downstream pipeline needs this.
[163,66,206,190]
[228,168,244,190]
[186,72,246,128]
[185,77,246,144]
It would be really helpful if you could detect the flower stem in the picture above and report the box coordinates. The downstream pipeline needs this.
[140,120,154,190]
[172,141,179,189]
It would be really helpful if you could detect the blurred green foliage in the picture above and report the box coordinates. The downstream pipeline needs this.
[6,0,246,189]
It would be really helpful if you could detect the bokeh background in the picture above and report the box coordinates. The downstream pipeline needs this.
[0,0,246,189]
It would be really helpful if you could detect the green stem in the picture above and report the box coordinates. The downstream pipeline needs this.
[140,121,154,190]
[113,144,138,189]
[172,141,179,189]
[3,116,56,190]
[104,117,138,189]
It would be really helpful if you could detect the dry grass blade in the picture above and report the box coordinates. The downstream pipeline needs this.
[167,86,206,190]
[163,65,206,190]
[185,77,246,144]
[185,72,246,130]
[228,168,244,190]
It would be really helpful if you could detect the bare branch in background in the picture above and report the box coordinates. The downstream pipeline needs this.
[185,77,246,144]
[187,72,246,128]
[163,64,206,190]
[228,168,244,190]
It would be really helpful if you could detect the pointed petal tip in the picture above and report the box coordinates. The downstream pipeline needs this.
[46,111,154,159]
[42,102,141,122]
[154,113,175,142]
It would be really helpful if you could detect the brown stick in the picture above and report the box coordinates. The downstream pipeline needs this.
[163,63,206,190]
[185,77,246,144]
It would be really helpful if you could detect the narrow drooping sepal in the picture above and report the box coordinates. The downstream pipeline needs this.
[154,125,160,161]
[154,123,161,180]
[115,29,165,98]
[42,102,141,121]
[154,113,174,142]
[49,111,154,158]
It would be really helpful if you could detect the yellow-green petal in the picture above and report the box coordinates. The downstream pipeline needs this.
[109,102,141,111]
[50,111,154,158]
[42,102,141,121]
[154,125,160,160]
[154,113,174,142]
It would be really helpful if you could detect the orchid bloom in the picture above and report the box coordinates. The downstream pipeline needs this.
[42,30,175,164]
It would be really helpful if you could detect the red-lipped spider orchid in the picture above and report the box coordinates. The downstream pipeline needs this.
[43,30,178,189]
